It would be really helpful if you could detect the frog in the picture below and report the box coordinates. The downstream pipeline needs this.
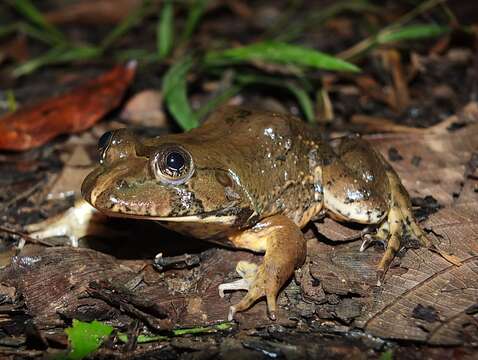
[81,106,433,320]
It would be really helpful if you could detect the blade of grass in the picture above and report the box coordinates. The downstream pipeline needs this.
[204,41,360,72]
[13,45,102,77]
[101,0,152,50]
[0,23,17,38]
[8,0,66,45]
[115,48,159,63]
[117,322,234,344]
[273,0,378,42]
[339,0,448,60]
[377,24,450,43]
[157,0,174,60]
[231,73,315,122]
[162,56,198,130]
[286,82,315,122]
[195,83,243,120]
[6,90,18,112]
[179,0,209,45]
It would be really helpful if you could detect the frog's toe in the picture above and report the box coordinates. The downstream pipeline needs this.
[225,262,281,321]
[219,260,283,321]
[218,261,258,298]
[359,220,390,252]
[360,233,387,252]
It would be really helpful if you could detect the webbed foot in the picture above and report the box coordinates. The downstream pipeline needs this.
[219,215,306,320]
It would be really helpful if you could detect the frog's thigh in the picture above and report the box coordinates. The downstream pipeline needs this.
[221,215,306,320]
[323,138,390,224]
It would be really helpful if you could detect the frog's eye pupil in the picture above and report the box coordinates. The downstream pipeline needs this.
[151,144,194,184]
[166,152,185,172]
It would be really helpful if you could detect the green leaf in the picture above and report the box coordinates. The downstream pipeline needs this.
[101,1,149,50]
[8,0,65,45]
[378,24,450,44]
[379,349,394,360]
[204,41,360,73]
[13,45,102,77]
[157,1,174,59]
[162,56,198,130]
[65,320,113,360]
[283,83,315,123]
[232,73,315,122]
[195,84,243,121]
[179,0,209,44]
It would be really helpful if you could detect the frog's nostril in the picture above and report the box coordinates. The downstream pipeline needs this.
[98,131,113,152]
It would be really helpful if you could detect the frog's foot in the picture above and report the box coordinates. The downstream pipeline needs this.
[218,261,258,298]
[373,170,460,285]
[360,222,389,252]
[220,215,306,321]
[25,199,99,247]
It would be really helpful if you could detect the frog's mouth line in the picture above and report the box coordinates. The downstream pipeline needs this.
[94,207,239,225]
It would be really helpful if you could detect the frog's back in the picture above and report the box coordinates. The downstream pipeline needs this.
[199,107,327,227]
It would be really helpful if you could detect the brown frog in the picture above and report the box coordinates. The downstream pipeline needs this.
[81,107,432,320]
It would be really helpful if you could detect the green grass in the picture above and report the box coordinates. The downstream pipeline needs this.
[2,0,456,128]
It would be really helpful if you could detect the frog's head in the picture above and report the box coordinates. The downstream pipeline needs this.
[81,129,256,234]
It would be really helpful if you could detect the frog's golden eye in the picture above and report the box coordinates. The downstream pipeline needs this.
[150,145,194,184]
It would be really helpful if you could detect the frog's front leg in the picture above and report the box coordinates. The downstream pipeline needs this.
[322,137,435,282]
[218,215,306,320]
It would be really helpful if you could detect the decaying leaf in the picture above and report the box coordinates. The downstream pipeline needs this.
[0,62,136,151]
[44,0,143,25]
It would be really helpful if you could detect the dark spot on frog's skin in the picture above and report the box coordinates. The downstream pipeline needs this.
[225,116,236,125]
[344,196,355,204]
[388,147,403,162]
[235,109,252,119]
[275,155,286,161]
[320,157,334,167]
[411,156,422,167]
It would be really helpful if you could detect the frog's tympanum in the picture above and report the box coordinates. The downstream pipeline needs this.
[82,107,431,320]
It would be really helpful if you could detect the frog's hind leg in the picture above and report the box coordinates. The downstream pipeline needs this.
[219,215,306,320]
